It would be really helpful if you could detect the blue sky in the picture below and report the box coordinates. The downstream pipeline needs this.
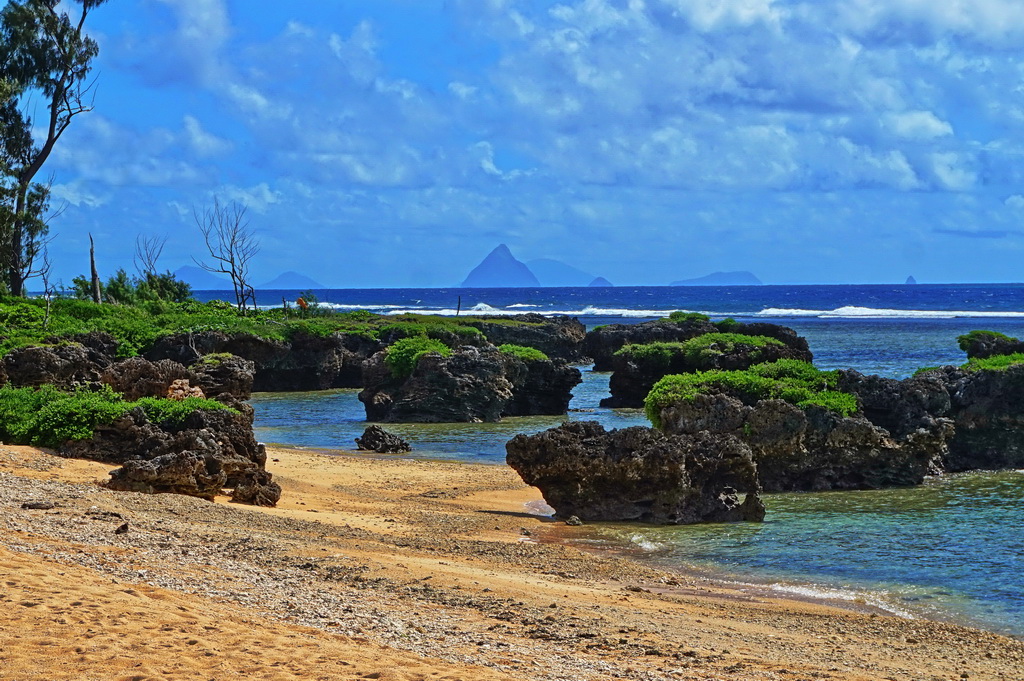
[32,0,1024,286]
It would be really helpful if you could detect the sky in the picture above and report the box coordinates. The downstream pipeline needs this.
[26,0,1024,286]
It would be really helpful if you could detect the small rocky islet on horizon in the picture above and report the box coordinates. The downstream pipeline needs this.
[2,292,1024,528]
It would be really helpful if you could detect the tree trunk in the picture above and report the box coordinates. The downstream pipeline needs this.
[89,233,101,304]
[7,183,27,297]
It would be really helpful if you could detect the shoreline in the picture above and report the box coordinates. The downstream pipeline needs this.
[3,443,1022,680]
[273,442,1024,641]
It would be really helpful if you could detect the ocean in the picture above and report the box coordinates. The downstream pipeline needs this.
[197,284,1024,639]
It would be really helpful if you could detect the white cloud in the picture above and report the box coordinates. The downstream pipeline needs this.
[213,183,281,213]
[931,152,976,190]
[884,111,953,140]
[182,115,232,157]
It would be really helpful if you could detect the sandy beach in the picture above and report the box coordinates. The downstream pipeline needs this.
[1,443,1022,681]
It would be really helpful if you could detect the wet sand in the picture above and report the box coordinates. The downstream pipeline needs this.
[1,443,1022,680]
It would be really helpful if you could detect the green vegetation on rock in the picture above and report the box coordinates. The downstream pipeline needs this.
[0,296,547,360]
[384,337,452,379]
[667,311,710,323]
[964,353,1024,372]
[615,333,785,371]
[498,344,549,362]
[643,359,855,429]
[0,384,236,449]
[957,330,1016,352]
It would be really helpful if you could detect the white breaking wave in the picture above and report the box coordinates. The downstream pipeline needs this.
[758,305,1024,319]
[507,303,540,309]
[766,583,917,620]
[628,534,666,552]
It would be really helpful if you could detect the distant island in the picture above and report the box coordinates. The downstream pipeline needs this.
[259,271,325,289]
[461,244,540,288]
[670,271,763,286]
[461,245,611,288]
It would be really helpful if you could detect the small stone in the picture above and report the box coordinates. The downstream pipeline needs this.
[564,515,583,526]
[114,522,130,535]
[21,501,55,510]
[520,528,532,536]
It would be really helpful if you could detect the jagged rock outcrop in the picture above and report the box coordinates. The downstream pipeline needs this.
[601,327,814,408]
[584,319,719,371]
[145,330,377,391]
[101,357,194,401]
[928,364,1024,471]
[506,421,765,524]
[63,406,279,506]
[464,315,587,361]
[355,425,411,453]
[657,393,951,492]
[958,333,1024,360]
[2,332,119,389]
[190,354,255,401]
[358,345,582,423]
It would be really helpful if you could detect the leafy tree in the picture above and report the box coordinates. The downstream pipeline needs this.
[0,0,108,296]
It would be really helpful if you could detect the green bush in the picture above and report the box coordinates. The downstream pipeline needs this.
[498,344,549,362]
[957,330,1016,352]
[963,353,1024,372]
[0,384,236,448]
[643,360,856,429]
[667,311,710,323]
[384,337,452,378]
[615,342,686,370]
[680,333,783,368]
[136,396,236,426]
[715,317,740,332]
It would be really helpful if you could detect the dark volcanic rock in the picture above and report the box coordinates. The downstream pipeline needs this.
[190,354,255,401]
[658,394,950,492]
[356,425,411,453]
[501,354,583,417]
[958,333,1024,360]
[2,334,119,389]
[101,357,194,401]
[463,314,587,361]
[360,346,513,422]
[146,330,376,391]
[358,345,581,423]
[63,406,279,506]
[938,364,1024,471]
[230,469,282,506]
[506,421,765,524]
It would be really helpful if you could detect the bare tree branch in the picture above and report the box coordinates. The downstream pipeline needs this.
[192,198,260,314]
[134,234,166,277]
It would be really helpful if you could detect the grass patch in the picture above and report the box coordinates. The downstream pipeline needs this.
[615,333,785,371]
[384,337,452,379]
[963,353,1024,372]
[643,359,855,429]
[957,330,1017,353]
[667,311,710,323]
[498,344,549,362]
[0,384,236,449]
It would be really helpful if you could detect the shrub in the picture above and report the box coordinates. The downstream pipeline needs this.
[679,332,783,368]
[385,337,452,378]
[615,342,686,370]
[667,311,710,323]
[0,384,236,448]
[498,344,548,362]
[136,396,237,426]
[957,330,1016,352]
[964,353,1024,372]
[715,317,740,332]
[643,360,856,429]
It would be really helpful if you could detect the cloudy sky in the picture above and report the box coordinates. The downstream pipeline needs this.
[32,0,1024,286]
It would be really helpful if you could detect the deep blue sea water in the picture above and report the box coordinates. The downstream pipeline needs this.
[229,284,1024,638]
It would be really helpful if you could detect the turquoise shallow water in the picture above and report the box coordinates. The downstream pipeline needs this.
[249,316,1024,639]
